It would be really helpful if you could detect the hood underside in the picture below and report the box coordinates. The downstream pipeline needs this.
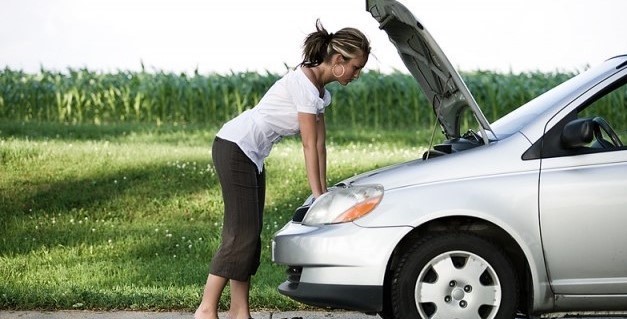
[366,0,493,140]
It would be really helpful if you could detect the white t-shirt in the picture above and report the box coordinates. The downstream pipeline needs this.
[216,67,332,172]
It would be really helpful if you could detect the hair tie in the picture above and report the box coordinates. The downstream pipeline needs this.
[326,32,334,45]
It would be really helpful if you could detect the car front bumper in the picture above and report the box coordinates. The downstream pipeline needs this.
[271,221,412,312]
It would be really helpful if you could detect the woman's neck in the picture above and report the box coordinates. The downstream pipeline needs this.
[301,65,325,98]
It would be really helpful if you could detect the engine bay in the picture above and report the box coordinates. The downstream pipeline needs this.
[422,129,485,160]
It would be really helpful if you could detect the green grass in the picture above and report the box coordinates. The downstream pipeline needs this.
[0,121,429,311]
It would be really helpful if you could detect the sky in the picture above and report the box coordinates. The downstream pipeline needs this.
[1,0,627,75]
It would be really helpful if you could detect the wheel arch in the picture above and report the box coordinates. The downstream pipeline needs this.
[382,216,535,316]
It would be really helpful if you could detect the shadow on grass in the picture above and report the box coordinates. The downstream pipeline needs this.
[3,160,215,213]
[0,157,219,253]
[0,120,216,145]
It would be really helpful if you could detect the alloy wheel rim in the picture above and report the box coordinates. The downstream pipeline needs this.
[414,250,501,319]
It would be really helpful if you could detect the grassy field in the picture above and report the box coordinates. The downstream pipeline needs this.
[0,66,589,311]
[0,121,429,311]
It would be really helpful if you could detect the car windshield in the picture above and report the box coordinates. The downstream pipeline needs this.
[490,59,620,138]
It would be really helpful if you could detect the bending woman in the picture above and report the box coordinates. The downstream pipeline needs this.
[194,19,370,319]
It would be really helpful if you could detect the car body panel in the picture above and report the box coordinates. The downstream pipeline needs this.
[272,222,413,311]
[539,67,627,295]
[273,222,412,286]
[343,133,532,199]
[541,152,627,293]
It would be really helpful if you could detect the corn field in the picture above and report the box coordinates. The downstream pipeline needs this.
[0,67,576,129]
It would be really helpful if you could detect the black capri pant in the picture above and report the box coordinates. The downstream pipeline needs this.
[210,136,266,281]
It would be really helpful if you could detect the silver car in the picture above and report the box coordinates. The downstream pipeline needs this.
[271,0,627,318]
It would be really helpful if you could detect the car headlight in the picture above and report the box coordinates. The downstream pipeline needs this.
[302,184,384,225]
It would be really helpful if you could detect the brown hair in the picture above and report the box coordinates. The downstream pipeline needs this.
[301,19,371,67]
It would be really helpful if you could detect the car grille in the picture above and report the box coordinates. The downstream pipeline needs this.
[285,266,302,288]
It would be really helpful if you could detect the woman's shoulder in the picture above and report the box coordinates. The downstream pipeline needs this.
[279,67,304,83]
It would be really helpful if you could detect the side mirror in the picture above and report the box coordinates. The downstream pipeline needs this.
[561,118,594,149]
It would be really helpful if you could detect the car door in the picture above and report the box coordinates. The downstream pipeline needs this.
[539,69,627,294]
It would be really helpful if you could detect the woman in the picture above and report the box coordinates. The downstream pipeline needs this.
[194,19,370,319]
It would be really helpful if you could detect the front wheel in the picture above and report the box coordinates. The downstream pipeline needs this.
[391,233,519,319]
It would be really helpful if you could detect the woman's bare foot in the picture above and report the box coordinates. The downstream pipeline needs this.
[226,311,252,319]
[193,307,218,319]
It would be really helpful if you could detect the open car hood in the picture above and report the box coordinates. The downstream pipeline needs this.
[366,0,493,140]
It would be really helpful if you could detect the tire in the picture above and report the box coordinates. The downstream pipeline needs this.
[391,233,519,319]
[377,310,396,319]
[378,300,395,319]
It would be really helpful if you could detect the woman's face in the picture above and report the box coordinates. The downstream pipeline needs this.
[337,53,368,86]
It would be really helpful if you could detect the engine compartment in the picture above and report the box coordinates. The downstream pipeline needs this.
[422,130,485,160]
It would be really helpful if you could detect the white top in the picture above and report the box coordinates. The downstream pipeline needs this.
[216,67,332,172]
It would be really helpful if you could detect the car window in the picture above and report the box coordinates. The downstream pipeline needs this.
[525,74,627,160]
[579,79,627,145]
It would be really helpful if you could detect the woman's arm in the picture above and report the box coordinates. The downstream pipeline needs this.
[316,113,327,193]
[299,112,327,198]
